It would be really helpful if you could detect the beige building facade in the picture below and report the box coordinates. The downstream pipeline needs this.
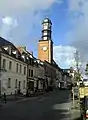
[34,59,45,91]
[0,47,27,95]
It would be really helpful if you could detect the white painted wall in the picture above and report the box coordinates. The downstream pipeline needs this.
[0,53,27,95]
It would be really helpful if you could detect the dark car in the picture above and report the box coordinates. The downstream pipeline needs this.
[80,96,88,120]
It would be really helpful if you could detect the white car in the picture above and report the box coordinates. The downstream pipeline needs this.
[83,79,88,86]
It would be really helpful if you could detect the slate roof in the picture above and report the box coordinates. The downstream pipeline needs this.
[0,37,13,46]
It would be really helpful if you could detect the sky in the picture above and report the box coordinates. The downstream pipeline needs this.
[0,0,88,69]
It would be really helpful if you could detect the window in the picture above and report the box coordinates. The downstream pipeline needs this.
[16,63,18,73]
[2,59,6,69]
[8,78,11,88]
[24,67,26,75]
[29,58,31,65]
[20,65,22,73]
[9,61,12,70]
[23,80,25,89]
[43,36,47,40]
[43,31,48,36]
[15,79,18,88]
[29,69,30,77]
[31,70,33,77]
[31,59,33,66]
[43,25,48,30]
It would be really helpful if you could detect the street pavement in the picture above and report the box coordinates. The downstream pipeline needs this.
[0,90,71,120]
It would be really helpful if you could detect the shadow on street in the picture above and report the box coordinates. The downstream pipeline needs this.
[0,90,71,120]
[73,118,81,120]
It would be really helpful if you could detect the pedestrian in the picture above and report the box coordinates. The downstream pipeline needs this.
[4,93,7,103]
[14,90,17,100]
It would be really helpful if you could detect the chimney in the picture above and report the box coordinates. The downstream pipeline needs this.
[17,46,26,52]
[16,50,18,58]
[8,46,12,55]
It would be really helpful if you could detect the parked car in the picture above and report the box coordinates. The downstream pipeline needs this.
[80,96,88,120]
[83,79,88,86]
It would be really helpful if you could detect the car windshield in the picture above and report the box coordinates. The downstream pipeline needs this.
[83,79,88,82]
[85,98,88,107]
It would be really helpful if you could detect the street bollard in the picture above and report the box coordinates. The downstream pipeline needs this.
[14,90,17,100]
[4,93,7,103]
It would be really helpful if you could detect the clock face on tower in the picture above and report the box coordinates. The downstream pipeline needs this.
[42,46,48,51]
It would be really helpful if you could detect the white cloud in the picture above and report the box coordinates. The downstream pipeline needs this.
[0,0,63,15]
[0,16,18,39]
[53,45,76,68]
[66,0,88,62]
[2,17,17,26]
[0,0,63,48]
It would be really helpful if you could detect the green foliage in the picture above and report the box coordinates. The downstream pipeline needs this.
[74,72,81,81]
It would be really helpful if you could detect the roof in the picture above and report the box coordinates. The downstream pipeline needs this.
[0,37,27,63]
[0,37,13,46]
[0,46,27,64]
[42,18,52,24]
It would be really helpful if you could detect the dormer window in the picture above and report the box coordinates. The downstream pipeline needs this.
[3,47,8,50]
[37,60,40,63]
[27,57,29,60]
[34,60,36,63]
[12,50,16,54]
[29,54,33,58]
[22,55,26,61]
[12,50,18,58]
[41,62,44,65]
[22,55,25,59]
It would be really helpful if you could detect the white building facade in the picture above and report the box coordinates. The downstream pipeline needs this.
[34,59,45,91]
[0,47,27,95]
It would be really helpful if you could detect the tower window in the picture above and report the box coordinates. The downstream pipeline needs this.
[43,23,48,26]
[43,36,47,40]
[43,31,48,36]
[43,25,48,30]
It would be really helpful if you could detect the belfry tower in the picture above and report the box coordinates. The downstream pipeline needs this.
[38,18,53,64]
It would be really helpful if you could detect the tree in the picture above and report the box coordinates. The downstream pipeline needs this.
[74,50,82,82]
[74,71,81,83]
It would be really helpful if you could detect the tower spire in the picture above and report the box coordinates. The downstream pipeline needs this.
[41,18,52,41]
